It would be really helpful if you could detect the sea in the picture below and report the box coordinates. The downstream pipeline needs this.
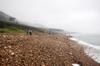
[72,33,100,46]
[70,33,100,63]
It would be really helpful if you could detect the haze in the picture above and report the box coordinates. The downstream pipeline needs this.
[0,0,100,34]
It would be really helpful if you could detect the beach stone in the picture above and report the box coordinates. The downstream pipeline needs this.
[8,45,11,48]
[4,46,7,49]
[11,52,15,55]
[69,52,72,55]
[3,35,6,38]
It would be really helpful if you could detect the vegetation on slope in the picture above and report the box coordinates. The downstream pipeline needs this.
[0,20,26,33]
[0,27,24,33]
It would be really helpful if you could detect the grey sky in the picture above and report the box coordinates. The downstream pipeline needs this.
[0,0,100,34]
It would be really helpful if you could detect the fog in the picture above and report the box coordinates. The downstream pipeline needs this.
[0,0,100,34]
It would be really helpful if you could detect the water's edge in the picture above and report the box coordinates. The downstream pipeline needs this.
[70,38,100,63]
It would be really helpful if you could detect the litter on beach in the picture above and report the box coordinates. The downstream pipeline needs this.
[72,63,80,66]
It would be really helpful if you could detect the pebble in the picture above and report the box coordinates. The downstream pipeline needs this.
[69,52,72,55]
[11,52,15,55]
[8,45,12,48]
[3,35,6,38]
[4,46,7,49]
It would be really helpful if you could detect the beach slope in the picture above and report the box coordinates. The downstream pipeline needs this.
[0,32,100,66]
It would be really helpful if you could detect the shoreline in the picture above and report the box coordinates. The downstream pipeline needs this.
[70,37,100,49]
[70,37,100,63]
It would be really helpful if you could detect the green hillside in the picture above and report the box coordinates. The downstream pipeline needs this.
[0,27,24,33]
[0,20,25,33]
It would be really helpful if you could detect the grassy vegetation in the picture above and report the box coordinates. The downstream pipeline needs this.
[0,27,25,33]
[0,20,47,33]
[0,20,25,33]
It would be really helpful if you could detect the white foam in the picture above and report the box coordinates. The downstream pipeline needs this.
[70,38,100,63]
[70,38,100,50]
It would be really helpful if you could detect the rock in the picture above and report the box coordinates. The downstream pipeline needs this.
[8,45,11,48]
[69,52,72,55]
[11,52,15,55]
[4,46,7,49]
[3,35,6,38]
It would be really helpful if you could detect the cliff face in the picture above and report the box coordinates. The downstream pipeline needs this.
[0,11,16,21]
[0,32,99,66]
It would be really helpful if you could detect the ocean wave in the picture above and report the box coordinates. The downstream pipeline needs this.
[70,38,100,63]
[70,38,100,50]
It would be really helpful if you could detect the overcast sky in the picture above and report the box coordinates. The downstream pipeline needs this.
[0,0,100,34]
